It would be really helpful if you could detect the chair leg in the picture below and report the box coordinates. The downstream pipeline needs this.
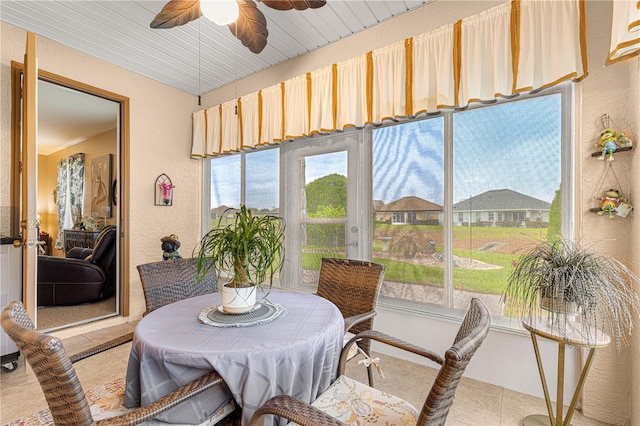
[367,364,375,387]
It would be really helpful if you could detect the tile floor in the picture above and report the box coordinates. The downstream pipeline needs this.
[0,323,612,426]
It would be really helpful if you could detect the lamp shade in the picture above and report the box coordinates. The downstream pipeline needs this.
[201,0,239,26]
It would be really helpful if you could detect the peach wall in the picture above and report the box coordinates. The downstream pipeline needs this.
[1,22,202,325]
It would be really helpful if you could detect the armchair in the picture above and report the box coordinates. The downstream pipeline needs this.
[38,225,117,306]
[250,298,491,426]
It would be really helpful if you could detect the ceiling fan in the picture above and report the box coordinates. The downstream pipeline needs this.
[151,0,327,54]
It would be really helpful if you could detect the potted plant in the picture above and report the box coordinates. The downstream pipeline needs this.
[501,239,640,349]
[195,205,285,314]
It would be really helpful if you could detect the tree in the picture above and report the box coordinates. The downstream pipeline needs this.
[305,174,347,215]
[546,188,562,242]
[305,174,347,247]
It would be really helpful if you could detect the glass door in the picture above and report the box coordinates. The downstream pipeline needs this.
[281,130,369,292]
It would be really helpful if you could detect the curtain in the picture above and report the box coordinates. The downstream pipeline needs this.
[55,153,85,250]
[371,40,406,123]
[192,0,587,157]
[515,0,587,92]
[607,0,640,63]
[284,75,309,140]
[412,25,456,113]
[336,55,368,129]
[459,2,513,106]
[309,65,335,134]
[260,84,284,145]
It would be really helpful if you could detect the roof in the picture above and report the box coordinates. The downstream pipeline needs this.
[453,189,551,211]
[378,196,443,212]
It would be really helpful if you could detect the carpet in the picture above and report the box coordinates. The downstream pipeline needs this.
[37,296,117,330]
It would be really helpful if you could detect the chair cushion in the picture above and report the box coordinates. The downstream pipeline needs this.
[290,375,419,425]
[6,377,236,426]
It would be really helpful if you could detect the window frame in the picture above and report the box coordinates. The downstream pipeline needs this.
[203,83,574,329]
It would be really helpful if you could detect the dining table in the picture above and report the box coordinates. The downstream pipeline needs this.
[124,288,344,426]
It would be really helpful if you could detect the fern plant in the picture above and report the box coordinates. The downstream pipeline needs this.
[501,239,640,349]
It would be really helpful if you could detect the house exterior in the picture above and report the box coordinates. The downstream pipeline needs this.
[375,196,443,225]
[452,189,551,227]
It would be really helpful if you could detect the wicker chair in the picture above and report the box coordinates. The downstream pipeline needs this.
[249,298,491,426]
[316,258,386,387]
[1,301,234,426]
[137,257,218,316]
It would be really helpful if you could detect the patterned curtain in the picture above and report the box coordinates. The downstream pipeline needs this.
[54,153,85,250]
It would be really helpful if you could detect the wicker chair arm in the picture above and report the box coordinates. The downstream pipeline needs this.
[96,370,225,426]
[343,310,376,333]
[339,330,444,375]
[68,332,134,363]
[249,394,347,426]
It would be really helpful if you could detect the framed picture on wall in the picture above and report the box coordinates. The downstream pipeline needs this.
[91,153,112,218]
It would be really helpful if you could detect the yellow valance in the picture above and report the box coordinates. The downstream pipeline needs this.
[192,0,587,158]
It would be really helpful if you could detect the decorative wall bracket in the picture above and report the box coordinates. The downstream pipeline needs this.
[155,174,174,206]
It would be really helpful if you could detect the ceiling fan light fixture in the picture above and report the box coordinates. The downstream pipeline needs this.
[201,0,240,26]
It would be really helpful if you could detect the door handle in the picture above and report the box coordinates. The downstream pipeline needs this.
[13,238,44,249]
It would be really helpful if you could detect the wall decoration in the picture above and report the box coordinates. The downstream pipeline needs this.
[155,173,174,206]
[91,154,112,218]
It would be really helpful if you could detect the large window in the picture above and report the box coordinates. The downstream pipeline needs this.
[206,85,572,323]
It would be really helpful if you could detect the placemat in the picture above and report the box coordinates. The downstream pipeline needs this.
[198,302,285,327]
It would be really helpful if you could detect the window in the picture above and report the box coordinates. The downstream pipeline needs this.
[207,148,279,224]
[206,85,572,324]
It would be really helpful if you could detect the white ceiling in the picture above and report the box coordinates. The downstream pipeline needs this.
[37,80,119,155]
[1,0,427,96]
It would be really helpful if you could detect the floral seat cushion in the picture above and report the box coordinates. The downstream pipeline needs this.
[290,375,419,426]
[6,377,236,426]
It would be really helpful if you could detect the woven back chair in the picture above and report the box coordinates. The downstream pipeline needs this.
[1,300,230,426]
[137,257,218,316]
[249,298,491,426]
[316,258,385,386]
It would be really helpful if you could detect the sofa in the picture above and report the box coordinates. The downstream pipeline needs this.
[37,225,117,306]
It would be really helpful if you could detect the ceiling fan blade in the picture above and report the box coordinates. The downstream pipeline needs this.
[229,0,268,54]
[260,0,326,11]
[150,0,201,29]
[259,0,327,10]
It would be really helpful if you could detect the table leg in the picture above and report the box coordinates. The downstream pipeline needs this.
[555,342,565,426]
[525,332,555,425]
[563,348,597,426]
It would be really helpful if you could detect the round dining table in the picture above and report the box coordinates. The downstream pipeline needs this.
[124,288,344,426]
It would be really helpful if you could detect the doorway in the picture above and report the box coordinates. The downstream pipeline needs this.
[280,130,371,291]
[11,62,130,330]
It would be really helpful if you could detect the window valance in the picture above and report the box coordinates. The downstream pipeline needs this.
[607,0,640,64]
[192,0,587,158]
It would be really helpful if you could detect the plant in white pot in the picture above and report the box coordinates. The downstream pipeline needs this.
[501,239,640,349]
[195,205,285,314]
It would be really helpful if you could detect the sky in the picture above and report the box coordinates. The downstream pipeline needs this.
[211,94,562,209]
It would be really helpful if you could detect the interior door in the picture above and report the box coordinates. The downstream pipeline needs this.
[19,32,39,322]
[281,130,370,291]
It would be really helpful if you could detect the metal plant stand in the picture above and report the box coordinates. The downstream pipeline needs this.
[521,316,610,426]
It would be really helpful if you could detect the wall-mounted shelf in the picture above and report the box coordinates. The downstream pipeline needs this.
[590,146,633,157]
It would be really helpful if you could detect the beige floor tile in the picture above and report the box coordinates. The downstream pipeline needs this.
[1,327,615,426]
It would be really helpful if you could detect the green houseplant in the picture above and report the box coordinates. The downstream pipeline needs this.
[195,205,285,313]
[501,239,640,349]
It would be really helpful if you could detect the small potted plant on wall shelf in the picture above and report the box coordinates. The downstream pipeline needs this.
[195,205,285,314]
[501,239,640,349]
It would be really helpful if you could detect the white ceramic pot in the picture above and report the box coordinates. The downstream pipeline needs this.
[221,283,257,314]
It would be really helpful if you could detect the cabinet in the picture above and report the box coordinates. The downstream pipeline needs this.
[63,229,101,254]
[1,238,22,371]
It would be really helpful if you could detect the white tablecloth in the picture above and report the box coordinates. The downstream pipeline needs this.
[125,289,344,425]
